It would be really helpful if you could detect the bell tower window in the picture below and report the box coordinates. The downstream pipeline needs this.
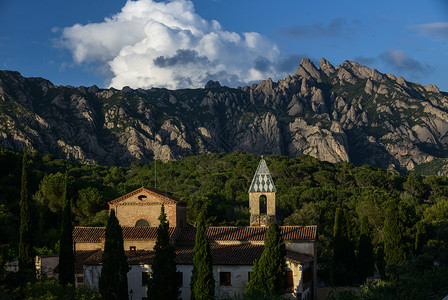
[259,195,267,215]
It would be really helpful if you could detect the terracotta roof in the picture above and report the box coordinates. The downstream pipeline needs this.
[79,245,312,266]
[286,251,313,265]
[73,227,105,243]
[177,226,317,242]
[73,226,177,243]
[248,157,277,193]
[75,250,101,272]
[108,186,186,206]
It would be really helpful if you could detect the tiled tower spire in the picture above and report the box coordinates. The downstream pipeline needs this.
[248,156,276,226]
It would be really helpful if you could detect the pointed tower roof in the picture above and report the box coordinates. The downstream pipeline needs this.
[248,157,277,193]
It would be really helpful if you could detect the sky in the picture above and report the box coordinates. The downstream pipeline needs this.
[1,0,448,91]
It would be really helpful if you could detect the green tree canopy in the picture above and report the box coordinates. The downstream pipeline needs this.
[246,222,286,297]
[190,212,214,300]
[19,149,34,274]
[383,200,407,267]
[58,172,74,286]
[99,209,129,300]
[147,204,180,300]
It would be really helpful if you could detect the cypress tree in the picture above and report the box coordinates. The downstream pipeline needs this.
[147,204,180,300]
[190,212,214,300]
[58,171,75,285]
[357,216,374,282]
[18,149,34,273]
[246,222,286,297]
[99,209,129,300]
[332,207,356,285]
[383,200,406,266]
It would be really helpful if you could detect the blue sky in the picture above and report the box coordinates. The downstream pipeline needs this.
[1,0,447,90]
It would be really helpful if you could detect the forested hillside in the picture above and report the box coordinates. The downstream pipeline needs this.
[1,147,448,298]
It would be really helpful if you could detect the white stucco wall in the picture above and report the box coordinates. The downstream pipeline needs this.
[285,241,315,257]
[84,262,308,300]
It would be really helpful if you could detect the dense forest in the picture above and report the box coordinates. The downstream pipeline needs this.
[1,146,448,299]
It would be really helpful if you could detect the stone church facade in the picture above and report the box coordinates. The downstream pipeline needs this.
[73,157,317,300]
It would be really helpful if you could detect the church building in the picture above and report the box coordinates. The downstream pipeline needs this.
[72,157,317,300]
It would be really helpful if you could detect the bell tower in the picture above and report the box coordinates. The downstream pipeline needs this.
[248,156,276,226]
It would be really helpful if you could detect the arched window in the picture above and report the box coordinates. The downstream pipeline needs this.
[135,219,150,227]
[259,195,267,215]
[138,195,147,201]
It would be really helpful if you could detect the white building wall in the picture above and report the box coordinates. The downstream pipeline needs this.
[84,263,307,300]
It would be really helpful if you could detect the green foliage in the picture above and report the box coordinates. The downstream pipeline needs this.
[75,187,104,225]
[383,200,406,267]
[3,148,448,288]
[19,149,34,273]
[245,223,286,297]
[190,212,214,300]
[0,280,100,300]
[357,216,374,281]
[98,210,129,300]
[332,208,357,285]
[147,205,180,300]
[58,172,74,286]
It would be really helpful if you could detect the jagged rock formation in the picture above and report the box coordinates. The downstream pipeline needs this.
[1,58,448,173]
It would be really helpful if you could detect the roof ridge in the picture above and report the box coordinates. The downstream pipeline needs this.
[108,186,186,205]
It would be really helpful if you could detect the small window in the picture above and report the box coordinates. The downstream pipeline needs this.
[135,219,150,227]
[76,276,84,284]
[219,272,231,286]
[177,272,183,287]
[130,246,136,251]
[138,195,147,201]
[142,272,150,286]
[259,195,267,215]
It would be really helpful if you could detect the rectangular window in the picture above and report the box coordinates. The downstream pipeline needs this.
[142,271,150,286]
[76,276,84,284]
[219,272,231,286]
[177,272,183,287]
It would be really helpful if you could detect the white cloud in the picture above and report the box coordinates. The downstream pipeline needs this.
[60,0,289,89]
[411,22,448,41]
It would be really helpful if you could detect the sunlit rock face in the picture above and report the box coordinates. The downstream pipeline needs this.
[1,58,448,173]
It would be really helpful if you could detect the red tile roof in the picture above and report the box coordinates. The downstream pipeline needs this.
[75,250,101,272]
[108,186,186,206]
[177,226,317,242]
[73,226,178,243]
[79,245,313,266]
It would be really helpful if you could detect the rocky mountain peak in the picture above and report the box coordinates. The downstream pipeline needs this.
[320,57,335,76]
[1,59,448,173]
[294,58,322,81]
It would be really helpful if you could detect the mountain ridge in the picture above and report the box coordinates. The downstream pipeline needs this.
[1,58,448,174]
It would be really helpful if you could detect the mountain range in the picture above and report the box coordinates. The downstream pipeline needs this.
[1,58,448,173]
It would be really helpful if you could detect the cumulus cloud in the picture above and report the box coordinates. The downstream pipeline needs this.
[60,0,295,89]
[379,49,430,74]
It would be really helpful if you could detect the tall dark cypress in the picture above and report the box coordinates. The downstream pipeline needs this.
[246,222,286,297]
[190,212,214,300]
[58,171,74,285]
[383,200,406,266]
[99,209,129,300]
[18,149,34,273]
[357,215,374,282]
[147,205,180,300]
[332,207,356,285]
